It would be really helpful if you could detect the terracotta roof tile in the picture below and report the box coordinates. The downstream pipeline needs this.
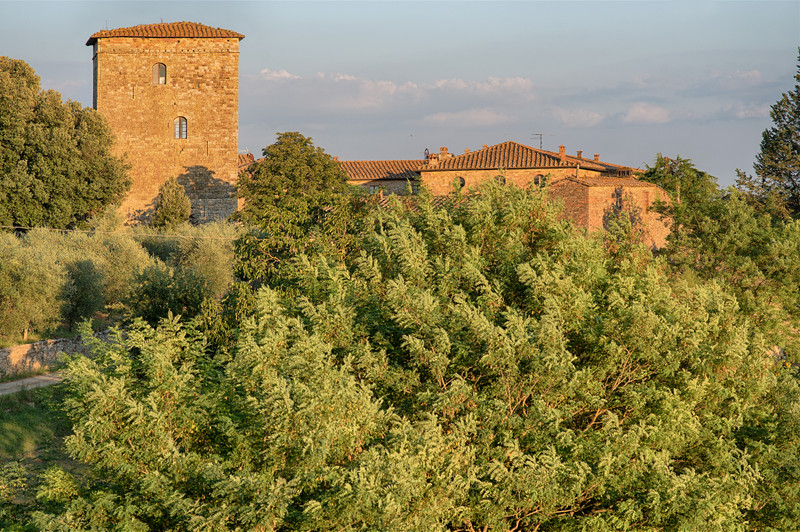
[339,160,424,181]
[423,141,643,175]
[86,22,244,45]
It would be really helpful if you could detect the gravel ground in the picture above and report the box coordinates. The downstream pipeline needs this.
[0,372,63,396]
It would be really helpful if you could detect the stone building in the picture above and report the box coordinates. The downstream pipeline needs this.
[338,141,670,248]
[86,21,244,222]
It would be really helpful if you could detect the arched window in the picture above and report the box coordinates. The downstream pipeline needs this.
[494,174,506,185]
[174,116,187,139]
[533,174,547,187]
[153,63,167,84]
[458,176,466,189]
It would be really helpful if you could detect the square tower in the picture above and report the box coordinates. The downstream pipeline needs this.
[86,22,244,222]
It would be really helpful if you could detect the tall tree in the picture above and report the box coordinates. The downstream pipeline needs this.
[737,48,800,215]
[234,132,362,283]
[0,57,129,229]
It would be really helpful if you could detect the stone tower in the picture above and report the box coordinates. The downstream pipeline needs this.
[86,22,244,222]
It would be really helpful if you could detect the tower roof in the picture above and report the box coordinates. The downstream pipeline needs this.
[86,21,244,45]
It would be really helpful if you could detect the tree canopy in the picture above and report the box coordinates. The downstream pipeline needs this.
[234,132,367,283]
[150,177,191,230]
[37,182,800,530]
[737,48,800,216]
[0,57,130,229]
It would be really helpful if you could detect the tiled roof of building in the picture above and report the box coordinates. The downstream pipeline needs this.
[86,22,245,45]
[426,141,609,172]
[339,160,424,181]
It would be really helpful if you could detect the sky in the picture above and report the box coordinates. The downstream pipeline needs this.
[1,1,798,186]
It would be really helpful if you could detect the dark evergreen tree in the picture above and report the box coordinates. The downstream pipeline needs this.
[737,48,800,216]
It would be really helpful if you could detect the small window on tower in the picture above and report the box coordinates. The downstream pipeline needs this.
[174,116,187,139]
[153,63,167,85]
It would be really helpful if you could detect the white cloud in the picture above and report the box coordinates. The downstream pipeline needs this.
[622,102,671,124]
[709,69,763,85]
[260,68,300,80]
[730,102,770,119]
[421,108,511,126]
[552,107,606,128]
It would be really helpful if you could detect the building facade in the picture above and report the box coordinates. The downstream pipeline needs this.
[338,141,670,248]
[86,22,244,222]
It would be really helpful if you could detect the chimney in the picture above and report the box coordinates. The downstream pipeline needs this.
[464,148,470,154]
[576,150,582,159]
[559,145,566,163]
[594,153,600,162]
[333,156,339,161]
[439,146,452,160]
[482,144,488,149]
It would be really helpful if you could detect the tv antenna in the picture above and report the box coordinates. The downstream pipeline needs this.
[530,133,550,150]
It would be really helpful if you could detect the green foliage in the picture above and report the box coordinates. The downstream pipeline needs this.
[737,48,800,216]
[0,227,156,342]
[0,232,63,340]
[150,177,191,230]
[602,186,647,255]
[44,182,800,530]
[61,260,104,331]
[234,131,358,283]
[641,153,718,213]
[124,263,210,325]
[0,57,130,229]
[658,187,800,357]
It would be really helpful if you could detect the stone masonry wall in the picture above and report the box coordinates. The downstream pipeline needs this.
[1,337,90,378]
[93,36,240,223]
[550,181,671,248]
[419,167,583,196]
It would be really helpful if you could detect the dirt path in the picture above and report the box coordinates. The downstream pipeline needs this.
[0,372,63,396]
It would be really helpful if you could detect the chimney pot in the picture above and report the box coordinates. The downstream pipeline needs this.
[559,145,566,162]
[576,150,582,159]
[594,153,600,162]
[440,147,448,154]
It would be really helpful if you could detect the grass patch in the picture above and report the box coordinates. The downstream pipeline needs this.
[0,384,80,530]
[0,386,70,461]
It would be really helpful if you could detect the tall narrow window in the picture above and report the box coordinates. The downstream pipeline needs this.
[153,63,167,84]
[174,116,187,139]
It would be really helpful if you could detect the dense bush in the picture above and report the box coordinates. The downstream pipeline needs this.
[150,177,191,230]
[37,182,800,530]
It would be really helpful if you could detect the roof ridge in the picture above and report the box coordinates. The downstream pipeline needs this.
[86,21,244,45]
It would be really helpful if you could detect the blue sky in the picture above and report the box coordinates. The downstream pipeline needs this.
[1,0,798,185]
